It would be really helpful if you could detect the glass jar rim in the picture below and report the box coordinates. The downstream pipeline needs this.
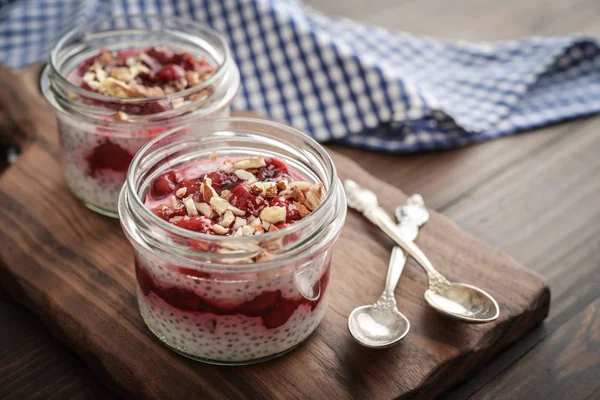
[123,117,342,245]
[48,14,232,106]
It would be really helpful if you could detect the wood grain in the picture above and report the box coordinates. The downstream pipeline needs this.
[2,0,600,398]
[0,69,550,399]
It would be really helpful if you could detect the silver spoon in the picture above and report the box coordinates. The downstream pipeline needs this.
[348,246,411,347]
[348,194,428,347]
[344,180,500,324]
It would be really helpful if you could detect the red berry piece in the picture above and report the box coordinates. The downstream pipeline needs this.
[229,184,267,216]
[146,47,176,64]
[150,171,179,200]
[155,64,186,83]
[173,216,213,233]
[180,179,201,196]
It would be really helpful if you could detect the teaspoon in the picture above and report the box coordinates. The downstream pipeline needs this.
[344,180,500,324]
[348,247,410,347]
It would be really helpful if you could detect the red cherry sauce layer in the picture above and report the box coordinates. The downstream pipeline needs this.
[136,156,327,329]
[135,258,330,329]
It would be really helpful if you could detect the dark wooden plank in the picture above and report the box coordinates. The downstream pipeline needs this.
[0,69,550,399]
[0,290,116,400]
[441,111,600,399]
[470,297,600,400]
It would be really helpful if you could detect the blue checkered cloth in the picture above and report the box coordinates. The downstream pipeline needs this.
[2,0,600,152]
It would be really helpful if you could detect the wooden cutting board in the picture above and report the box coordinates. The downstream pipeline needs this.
[0,66,550,399]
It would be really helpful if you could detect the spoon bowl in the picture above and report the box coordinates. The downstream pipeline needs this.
[424,282,500,323]
[348,305,410,348]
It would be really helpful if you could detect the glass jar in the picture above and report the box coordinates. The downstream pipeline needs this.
[41,15,240,217]
[118,118,347,365]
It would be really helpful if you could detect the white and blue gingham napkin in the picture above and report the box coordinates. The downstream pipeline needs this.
[2,0,600,152]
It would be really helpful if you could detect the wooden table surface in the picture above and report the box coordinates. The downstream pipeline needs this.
[1,1,599,399]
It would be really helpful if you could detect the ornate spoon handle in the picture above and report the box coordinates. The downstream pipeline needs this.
[367,207,450,292]
[344,180,450,293]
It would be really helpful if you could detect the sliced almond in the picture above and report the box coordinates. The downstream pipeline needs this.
[172,97,191,109]
[291,181,310,191]
[115,111,129,122]
[250,217,264,234]
[306,183,323,210]
[220,189,232,201]
[234,157,266,170]
[183,197,198,217]
[234,227,244,237]
[220,210,235,227]
[234,169,256,181]
[262,220,271,231]
[241,225,256,236]
[110,67,135,82]
[169,216,183,223]
[232,216,247,230]
[210,197,230,215]
[201,177,217,203]
[186,70,203,87]
[259,206,286,224]
[293,201,311,218]
[219,162,234,173]
[171,195,179,209]
[195,202,216,218]
[228,204,246,216]
[175,187,187,198]
[212,224,229,235]
[255,251,273,262]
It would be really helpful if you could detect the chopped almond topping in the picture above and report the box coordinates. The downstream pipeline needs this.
[306,183,323,210]
[110,67,135,82]
[250,183,263,196]
[264,184,278,199]
[234,169,256,181]
[220,210,235,227]
[171,195,179,209]
[175,187,187,198]
[276,181,288,191]
[183,197,198,217]
[234,227,243,237]
[234,157,266,170]
[115,111,129,122]
[291,181,310,191]
[220,189,232,201]
[232,217,247,230]
[268,224,279,232]
[210,197,230,215]
[294,201,311,218]
[259,206,286,224]
[212,224,229,235]
[186,70,204,87]
[250,218,264,234]
[201,177,217,203]
[241,225,256,236]
[172,98,191,109]
[195,202,216,218]
[228,204,246,216]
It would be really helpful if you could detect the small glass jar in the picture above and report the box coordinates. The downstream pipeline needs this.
[118,118,347,365]
[41,15,240,217]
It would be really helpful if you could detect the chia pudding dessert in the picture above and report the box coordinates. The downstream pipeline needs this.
[41,16,240,217]
[119,118,347,364]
